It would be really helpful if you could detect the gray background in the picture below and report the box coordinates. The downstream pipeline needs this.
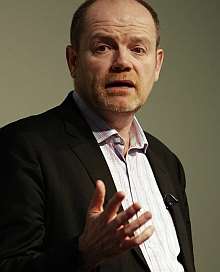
[0,1,219,271]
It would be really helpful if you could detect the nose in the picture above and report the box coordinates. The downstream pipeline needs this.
[110,47,132,72]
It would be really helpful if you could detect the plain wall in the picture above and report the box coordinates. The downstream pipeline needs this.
[0,1,219,271]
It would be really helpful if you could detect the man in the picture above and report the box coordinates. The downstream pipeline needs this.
[0,0,196,271]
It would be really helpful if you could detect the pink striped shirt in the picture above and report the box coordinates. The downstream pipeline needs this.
[72,91,184,272]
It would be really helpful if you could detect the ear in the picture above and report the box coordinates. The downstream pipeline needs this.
[154,48,164,82]
[66,45,78,78]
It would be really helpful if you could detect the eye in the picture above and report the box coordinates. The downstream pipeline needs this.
[94,44,111,54]
[131,46,147,55]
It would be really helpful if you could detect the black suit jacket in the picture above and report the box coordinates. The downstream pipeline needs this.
[0,92,195,272]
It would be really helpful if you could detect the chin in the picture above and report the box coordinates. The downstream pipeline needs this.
[98,100,141,113]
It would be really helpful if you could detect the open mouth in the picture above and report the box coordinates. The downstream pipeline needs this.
[105,80,135,89]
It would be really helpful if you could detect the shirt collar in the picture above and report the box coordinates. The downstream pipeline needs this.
[72,91,148,153]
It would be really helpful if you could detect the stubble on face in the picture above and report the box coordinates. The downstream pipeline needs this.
[73,0,162,117]
[89,72,145,113]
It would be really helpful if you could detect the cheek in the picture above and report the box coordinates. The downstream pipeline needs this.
[87,60,111,90]
[139,62,156,84]
[135,62,157,99]
[87,56,110,75]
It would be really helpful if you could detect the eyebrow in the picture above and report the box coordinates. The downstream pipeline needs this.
[129,36,151,45]
[90,32,151,45]
[90,33,115,43]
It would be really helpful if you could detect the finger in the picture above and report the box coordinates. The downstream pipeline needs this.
[103,191,125,222]
[110,202,142,229]
[117,211,152,239]
[121,225,154,250]
[88,180,106,214]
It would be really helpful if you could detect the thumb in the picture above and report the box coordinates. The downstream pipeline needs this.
[88,180,106,215]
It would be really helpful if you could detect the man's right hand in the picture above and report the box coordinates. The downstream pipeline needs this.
[78,180,154,271]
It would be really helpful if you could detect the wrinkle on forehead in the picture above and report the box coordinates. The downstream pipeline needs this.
[91,21,154,30]
[89,21,152,30]
[88,13,150,25]
[86,22,156,45]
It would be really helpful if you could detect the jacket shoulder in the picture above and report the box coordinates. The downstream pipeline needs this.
[1,105,61,138]
[145,131,177,158]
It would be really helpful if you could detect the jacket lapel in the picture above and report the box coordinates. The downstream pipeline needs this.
[67,136,117,204]
[59,92,117,203]
[146,147,194,271]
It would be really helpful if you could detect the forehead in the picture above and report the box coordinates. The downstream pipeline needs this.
[83,0,156,42]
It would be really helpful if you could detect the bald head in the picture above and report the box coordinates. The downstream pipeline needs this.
[70,0,160,50]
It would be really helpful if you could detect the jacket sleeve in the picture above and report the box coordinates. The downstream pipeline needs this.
[0,126,81,272]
